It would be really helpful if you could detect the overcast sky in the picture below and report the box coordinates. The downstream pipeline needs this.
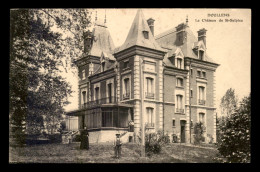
[63,8,251,115]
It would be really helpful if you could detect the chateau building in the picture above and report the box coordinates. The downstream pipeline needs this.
[66,9,219,144]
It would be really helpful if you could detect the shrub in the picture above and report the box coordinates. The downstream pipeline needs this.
[145,130,170,156]
[73,134,81,142]
[193,122,206,145]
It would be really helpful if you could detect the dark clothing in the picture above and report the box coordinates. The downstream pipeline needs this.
[114,137,122,158]
[114,145,121,158]
[80,130,89,150]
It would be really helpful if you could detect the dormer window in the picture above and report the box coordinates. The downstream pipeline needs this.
[199,50,204,60]
[177,58,182,69]
[143,31,149,39]
[101,62,105,72]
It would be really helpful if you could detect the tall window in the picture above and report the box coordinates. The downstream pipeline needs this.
[177,58,182,69]
[82,91,86,104]
[199,113,205,125]
[176,78,183,87]
[108,83,112,103]
[95,87,99,102]
[190,69,193,77]
[176,95,183,113]
[123,78,130,99]
[89,63,94,75]
[146,77,154,98]
[199,86,205,100]
[82,69,85,80]
[199,86,205,105]
[146,108,154,127]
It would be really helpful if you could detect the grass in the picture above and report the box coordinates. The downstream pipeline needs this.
[9,142,218,163]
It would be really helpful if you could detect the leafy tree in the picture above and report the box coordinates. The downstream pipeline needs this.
[215,94,251,163]
[220,88,239,117]
[10,9,92,145]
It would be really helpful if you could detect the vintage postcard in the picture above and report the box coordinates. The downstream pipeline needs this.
[9,8,251,163]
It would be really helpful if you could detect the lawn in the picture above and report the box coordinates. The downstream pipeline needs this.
[9,142,218,163]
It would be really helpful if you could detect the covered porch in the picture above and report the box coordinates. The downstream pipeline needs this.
[66,103,134,132]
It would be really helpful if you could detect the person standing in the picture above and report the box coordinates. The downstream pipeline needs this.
[114,133,122,159]
[80,127,89,150]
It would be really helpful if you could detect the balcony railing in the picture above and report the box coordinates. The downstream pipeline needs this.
[81,96,116,109]
[198,99,206,105]
[145,92,154,99]
[176,108,184,114]
[123,92,130,100]
[145,123,155,128]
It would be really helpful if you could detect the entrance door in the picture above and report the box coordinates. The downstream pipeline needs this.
[180,120,186,143]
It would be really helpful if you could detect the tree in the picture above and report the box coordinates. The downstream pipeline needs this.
[10,9,92,145]
[220,88,239,117]
[215,94,251,163]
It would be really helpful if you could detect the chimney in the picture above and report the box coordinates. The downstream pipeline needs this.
[197,28,207,46]
[83,30,93,53]
[175,23,187,46]
[147,18,155,36]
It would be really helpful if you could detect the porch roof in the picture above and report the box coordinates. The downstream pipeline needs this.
[101,103,134,108]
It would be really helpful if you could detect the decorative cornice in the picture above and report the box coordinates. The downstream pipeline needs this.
[184,57,219,71]
[114,46,165,61]
[89,69,116,83]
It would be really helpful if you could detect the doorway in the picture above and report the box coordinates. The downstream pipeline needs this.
[180,120,186,143]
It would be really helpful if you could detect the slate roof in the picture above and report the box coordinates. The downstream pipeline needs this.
[88,19,115,59]
[114,9,166,54]
[155,24,217,65]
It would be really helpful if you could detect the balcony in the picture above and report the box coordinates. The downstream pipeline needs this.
[145,123,155,128]
[176,108,184,114]
[145,92,154,99]
[123,92,130,100]
[81,96,116,109]
[198,99,206,105]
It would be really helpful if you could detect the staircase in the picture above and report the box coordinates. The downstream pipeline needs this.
[62,130,79,144]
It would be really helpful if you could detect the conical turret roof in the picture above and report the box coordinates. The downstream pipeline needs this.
[114,9,166,54]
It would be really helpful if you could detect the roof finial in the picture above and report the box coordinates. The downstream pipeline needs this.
[104,9,106,23]
[186,15,189,25]
[95,10,97,21]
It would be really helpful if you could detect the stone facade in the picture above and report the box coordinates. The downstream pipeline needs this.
[66,10,219,144]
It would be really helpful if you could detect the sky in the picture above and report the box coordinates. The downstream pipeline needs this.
[63,8,251,115]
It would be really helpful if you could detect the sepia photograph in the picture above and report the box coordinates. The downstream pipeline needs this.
[9,8,251,163]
